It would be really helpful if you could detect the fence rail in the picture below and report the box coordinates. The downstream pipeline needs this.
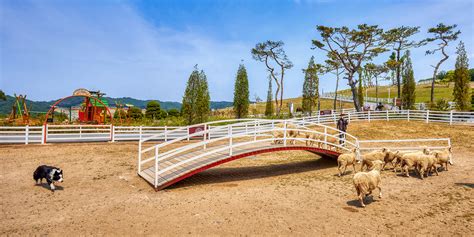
[0,110,472,144]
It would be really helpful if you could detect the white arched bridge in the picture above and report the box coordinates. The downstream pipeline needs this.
[138,119,360,190]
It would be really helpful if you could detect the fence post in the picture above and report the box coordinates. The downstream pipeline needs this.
[368,110,371,122]
[317,113,320,124]
[348,113,351,123]
[139,126,143,141]
[187,127,190,141]
[407,110,410,121]
[110,125,114,142]
[42,124,47,144]
[333,112,337,125]
[25,125,29,145]
[138,128,142,174]
[426,110,430,123]
[254,121,257,141]
[228,126,233,156]
[386,110,389,121]
[79,125,82,139]
[449,110,453,125]
[164,126,168,141]
[283,121,287,146]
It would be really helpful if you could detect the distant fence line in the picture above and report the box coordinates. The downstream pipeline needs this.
[0,110,472,145]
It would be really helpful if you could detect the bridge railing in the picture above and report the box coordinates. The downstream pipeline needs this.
[138,119,359,188]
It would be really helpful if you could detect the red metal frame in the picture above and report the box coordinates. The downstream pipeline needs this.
[155,146,341,191]
[43,95,114,125]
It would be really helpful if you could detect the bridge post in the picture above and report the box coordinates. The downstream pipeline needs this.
[203,124,207,149]
[154,146,159,189]
[283,121,287,146]
[228,126,233,156]
[324,127,327,150]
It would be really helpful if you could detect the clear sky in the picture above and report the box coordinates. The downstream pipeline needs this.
[1,0,473,101]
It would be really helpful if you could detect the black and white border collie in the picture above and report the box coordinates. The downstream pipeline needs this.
[33,165,64,191]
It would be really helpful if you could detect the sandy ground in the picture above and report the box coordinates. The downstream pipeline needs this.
[1,121,473,235]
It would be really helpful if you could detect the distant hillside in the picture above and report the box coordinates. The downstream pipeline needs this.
[0,95,232,115]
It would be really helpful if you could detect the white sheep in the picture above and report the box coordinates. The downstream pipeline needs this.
[417,153,439,179]
[393,147,430,173]
[399,148,431,177]
[360,148,395,171]
[431,147,453,171]
[305,132,322,147]
[337,148,357,176]
[353,160,384,208]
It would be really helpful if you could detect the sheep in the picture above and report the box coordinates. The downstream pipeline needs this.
[353,160,384,208]
[431,147,453,171]
[393,147,431,173]
[272,123,299,145]
[416,153,439,179]
[399,148,432,177]
[305,132,322,147]
[337,148,357,176]
[360,148,395,171]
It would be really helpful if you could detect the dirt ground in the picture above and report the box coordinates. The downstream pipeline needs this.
[1,121,473,235]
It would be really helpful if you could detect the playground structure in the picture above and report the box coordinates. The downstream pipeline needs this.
[7,94,30,125]
[44,89,113,125]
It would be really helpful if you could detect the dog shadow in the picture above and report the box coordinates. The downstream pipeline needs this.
[35,183,64,191]
[346,195,378,208]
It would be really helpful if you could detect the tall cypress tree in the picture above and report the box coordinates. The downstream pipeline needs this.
[196,70,210,123]
[265,75,274,117]
[302,56,319,115]
[401,50,416,109]
[181,66,200,125]
[233,64,250,118]
[453,41,471,111]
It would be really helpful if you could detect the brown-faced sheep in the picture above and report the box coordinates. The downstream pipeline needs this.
[393,147,431,173]
[353,160,384,208]
[337,148,357,176]
[399,148,432,177]
[431,147,453,171]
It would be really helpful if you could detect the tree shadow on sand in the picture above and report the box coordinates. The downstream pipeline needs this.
[169,155,336,189]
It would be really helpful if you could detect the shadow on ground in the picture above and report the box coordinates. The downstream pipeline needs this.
[170,155,336,189]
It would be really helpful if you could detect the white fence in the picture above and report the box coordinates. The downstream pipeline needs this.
[1,110,472,145]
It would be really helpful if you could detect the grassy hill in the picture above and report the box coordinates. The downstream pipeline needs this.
[0,95,232,115]
[339,82,474,103]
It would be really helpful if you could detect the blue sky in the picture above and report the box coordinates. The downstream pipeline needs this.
[1,0,473,102]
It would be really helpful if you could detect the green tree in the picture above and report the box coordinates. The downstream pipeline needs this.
[422,23,461,103]
[145,101,161,119]
[401,51,416,109]
[233,64,250,118]
[364,63,388,102]
[195,70,210,123]
[302,56,319,115]
[453,41,471,111]
[113,109,127,119]
[181,66,200,124]
[324,53,346,110]
[127,107,143,120]
[313,24,388,111]
[265,75,274,117]
[383,26,421,100]
[0,90,6,101]
[251,40,293,115]
[167,108,180,117]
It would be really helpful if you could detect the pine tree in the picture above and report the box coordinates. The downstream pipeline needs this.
[195,70,210,123]
[181,66,201,125]
[265,75,274,117]
[233,64,250,118]
[145,101,161,119]
[302,56,319,115]
[453,41,471,111]
[401,51,416,109]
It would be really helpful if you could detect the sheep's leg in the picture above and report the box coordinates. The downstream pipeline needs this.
[342,165,347,176]
[378,186,382,199]
[357,189,365,208]
[404,165,410,177]
[433,165,439,176]
[352,164,356,173]
[445,162,448,171]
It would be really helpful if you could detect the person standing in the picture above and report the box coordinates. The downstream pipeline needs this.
[337,113,348,145]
